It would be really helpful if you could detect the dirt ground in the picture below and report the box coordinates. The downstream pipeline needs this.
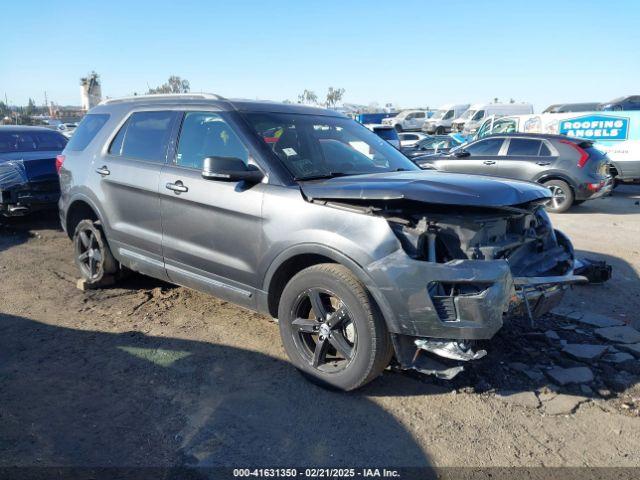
[1,186,640,471]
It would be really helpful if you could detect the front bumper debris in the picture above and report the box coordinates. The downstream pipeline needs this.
[415,338,486,361]
[574,258,612,284]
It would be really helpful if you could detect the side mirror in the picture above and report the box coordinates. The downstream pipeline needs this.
[453,149,470,158]
[202,156,264,183]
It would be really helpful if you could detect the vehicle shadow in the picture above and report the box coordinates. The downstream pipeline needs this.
[0,313,432,472]
[566,184,640,215]
[567,249,640,328]
[0,209,61,253]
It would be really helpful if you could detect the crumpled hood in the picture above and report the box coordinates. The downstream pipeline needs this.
[299,170,551,207]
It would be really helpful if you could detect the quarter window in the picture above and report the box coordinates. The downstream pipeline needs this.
[507,138,542,156]
[176,112,249,170]
[108,117,129,156]
[66,114,109,151]
[539,143,552,156]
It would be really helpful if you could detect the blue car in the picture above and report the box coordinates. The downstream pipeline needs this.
[0,126,67,217]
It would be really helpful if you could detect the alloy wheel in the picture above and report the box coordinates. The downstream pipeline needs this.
[290,288,357,373]
[76,228,104,280]
[547,185,567,210]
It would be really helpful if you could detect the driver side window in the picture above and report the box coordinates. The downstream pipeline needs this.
[465,138,504,156]
[176,112,249,170]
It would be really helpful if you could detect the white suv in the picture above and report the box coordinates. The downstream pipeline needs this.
[382,110,427,132]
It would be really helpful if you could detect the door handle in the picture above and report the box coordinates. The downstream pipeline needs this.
[165,181,188,193]
[95,166,110,176]
[536,161,551,166]
[483,160,496,165]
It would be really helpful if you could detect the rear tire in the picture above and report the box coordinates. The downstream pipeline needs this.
[542,179,574,213]
[277,264,393,391]
[73,219,117,287]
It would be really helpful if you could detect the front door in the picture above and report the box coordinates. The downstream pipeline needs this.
[160,111,265,308]
[434,137,505,175]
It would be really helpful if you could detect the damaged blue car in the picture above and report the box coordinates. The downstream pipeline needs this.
[0,126,66,217]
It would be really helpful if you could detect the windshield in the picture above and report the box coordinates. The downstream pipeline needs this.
[418,136,457,150]
[431,109,447,120]
[0,130,67,154]
[458,110,476,120]
[242,112,419,179]
[471,110,485,121]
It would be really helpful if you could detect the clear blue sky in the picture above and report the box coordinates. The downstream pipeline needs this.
[1,0,639,111]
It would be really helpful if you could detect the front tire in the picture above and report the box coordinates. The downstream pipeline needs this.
[394,124,403,132]
[435,126,446,135]
[73,219,117,287]
[542,179,574,213]
[277,264,392,391]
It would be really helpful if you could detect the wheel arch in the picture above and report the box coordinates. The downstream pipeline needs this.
[535,172,577,192]
[262,244,397,329]
[64,195,105,239]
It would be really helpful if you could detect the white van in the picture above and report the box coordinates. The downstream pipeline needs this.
[422,104,470,134]
[452,103,533,135]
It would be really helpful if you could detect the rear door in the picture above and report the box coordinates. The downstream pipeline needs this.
[159,111,265,308]
[433,137,505,174]
[97,110,179,280]
[493,137,556,180]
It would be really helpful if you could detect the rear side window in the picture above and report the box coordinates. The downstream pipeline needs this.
[110,111,177,162]
[507,138,542,156]
[65,114,109,151]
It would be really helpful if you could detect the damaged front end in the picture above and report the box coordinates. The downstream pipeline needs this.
[300,172,587,379]
[378,200,586,377]
[0,160,60,217]
[381,200,588,377]
[315,200,585,379]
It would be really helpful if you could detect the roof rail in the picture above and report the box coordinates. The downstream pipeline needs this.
[99,93,225,105]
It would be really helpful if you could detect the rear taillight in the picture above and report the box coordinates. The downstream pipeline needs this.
[55,154,65,174]
[560,139,589,168]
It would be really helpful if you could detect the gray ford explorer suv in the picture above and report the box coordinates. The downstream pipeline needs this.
[58,94,585,390]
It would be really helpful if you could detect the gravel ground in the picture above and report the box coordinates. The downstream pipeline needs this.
[1,186,639,470]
